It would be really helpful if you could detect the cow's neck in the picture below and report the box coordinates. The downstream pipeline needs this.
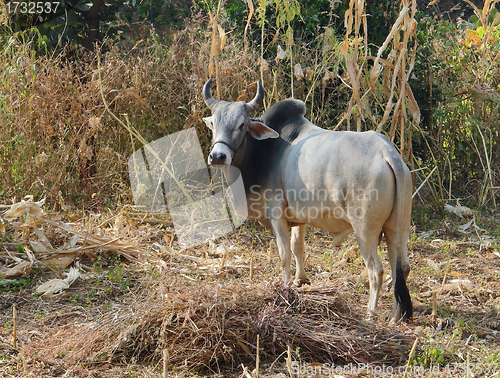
[229,134,258,194]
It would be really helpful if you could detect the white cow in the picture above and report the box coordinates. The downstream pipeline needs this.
[202,79,413,321]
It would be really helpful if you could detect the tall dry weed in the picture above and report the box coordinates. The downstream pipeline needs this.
[0,12,288,207]
[0,1,430,208]
[340,0,421,161]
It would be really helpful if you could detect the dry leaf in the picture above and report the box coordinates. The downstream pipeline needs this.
[322,70,335,89]
[218,25,226,52]
[275,45,286,62]
[236,90,247,102]
[370,6,408,90]
[88,116,102,132]
[3,198,45,222]
[33,226,53,248]
[444,203,473,218]
[294,63,304,80]
[29,240,51,253]
[35,267,81,297]
[480,236,493,248]
[243,0,254,52]
[260,58,269,72]
[305,67,314,80]
[246,81,258,92]
[323,70,335,82]
[35,152,48,166]
[36,279,70,297]
[405,82,421,125]
[1,260,33,278]
[68,234,80,248]
[332,258,347,270]
[462,29,481,47]
[442,279,473,292]
[40,256,76,269]
[114,213,126,231]
[458,219,474,233]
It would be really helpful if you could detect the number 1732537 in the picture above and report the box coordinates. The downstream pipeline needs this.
[6,2,60,15]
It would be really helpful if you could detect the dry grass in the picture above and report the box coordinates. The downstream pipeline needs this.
[26,280,414,373]
[1,200,500,377]
[1,0,497,211]
[0,0,427,207]
[0,16,284,206]
[0,199,416,373]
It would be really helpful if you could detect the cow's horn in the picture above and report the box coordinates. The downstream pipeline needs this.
[247,80,264,112]
[202,78,217,109]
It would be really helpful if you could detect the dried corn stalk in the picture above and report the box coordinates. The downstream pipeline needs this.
[1,198,147,280]
[341,0,421,161]
[205,0,225,98]
[369,0,420,160]
[340,0,368,132]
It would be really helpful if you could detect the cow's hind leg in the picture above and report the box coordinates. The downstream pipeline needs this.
[354,227,384,319]
[291,225,309,286]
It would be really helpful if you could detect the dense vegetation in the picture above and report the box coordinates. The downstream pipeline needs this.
[1,2,500,377]
[0,0,498,211]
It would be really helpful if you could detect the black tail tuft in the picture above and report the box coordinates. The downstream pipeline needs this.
[394,259,413,321]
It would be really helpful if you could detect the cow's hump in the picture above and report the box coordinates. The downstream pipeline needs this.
[261,99,307,130]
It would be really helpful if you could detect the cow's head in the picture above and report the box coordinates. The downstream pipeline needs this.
[202,78,279,167]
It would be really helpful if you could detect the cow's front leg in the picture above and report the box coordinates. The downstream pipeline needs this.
[291,225,309,286]
[270,217,292,284]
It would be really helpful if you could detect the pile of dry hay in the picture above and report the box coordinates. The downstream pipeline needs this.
[25,277,415,373]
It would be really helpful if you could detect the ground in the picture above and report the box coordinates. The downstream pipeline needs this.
[0,203,500,377]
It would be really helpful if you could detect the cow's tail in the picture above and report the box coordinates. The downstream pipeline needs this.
[385,153,413,321]
[395,257,412,320]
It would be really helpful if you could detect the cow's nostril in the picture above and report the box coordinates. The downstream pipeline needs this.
[219,153,226,161]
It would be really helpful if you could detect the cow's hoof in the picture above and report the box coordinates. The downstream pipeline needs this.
[365,309,380,323]
[294,278,310,287]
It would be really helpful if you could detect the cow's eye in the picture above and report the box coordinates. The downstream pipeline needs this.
[239,123,245,131]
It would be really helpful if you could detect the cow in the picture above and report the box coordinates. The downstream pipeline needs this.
[202,78,413,322]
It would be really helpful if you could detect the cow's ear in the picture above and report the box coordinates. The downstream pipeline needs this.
[202,116,214,131]
[247,120,279,140]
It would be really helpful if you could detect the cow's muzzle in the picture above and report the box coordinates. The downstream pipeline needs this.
[208,140,234,166]
[208,151,228,166]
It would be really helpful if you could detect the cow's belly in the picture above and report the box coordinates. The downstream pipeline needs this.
[246,198,354,237]
[282,198,349,229]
